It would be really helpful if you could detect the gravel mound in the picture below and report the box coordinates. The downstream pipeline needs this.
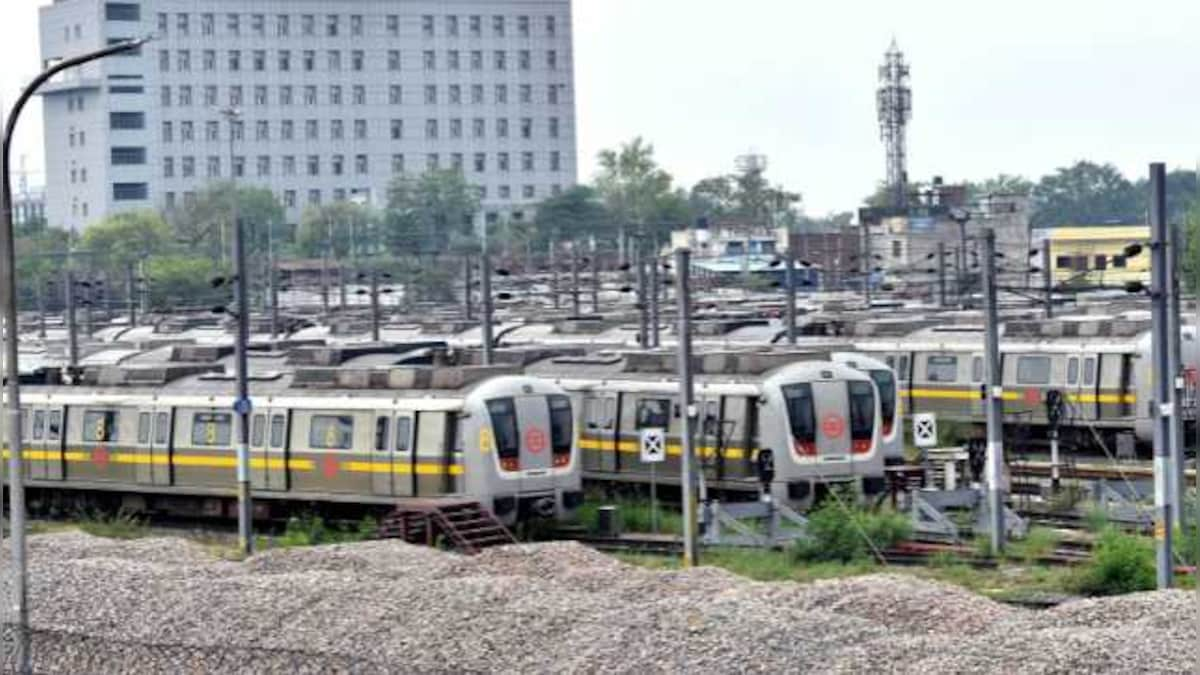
[0,532,1193,673]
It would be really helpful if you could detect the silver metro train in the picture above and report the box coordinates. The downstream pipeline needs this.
[5,355,583,526]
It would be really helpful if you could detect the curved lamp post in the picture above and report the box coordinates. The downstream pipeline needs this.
[1,36,150,673]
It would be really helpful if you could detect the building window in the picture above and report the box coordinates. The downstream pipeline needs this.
[161,121,173,143]
[426,154,440,171]
[523,185,535,199]
[255,154,270,176]
[304,86,317,105]
[447,16,459,36]
[282,156,295,175]
[1113,255,1127,268]
[226,49,240,71]
[165,192,176,208]
[180,121,193,141]
[521,152,534,171]
[308,189,321,205]
[160,86,171,107]
[1055,255,1071,269]
[251,14,264,36]
[356,154,368,174]
[331,119,344,140]
[422,15,434,36]
[276,14,289,36]
[281,120,294,140]
[424,85,437,105]
[280,86,293,105]
[200,13,213,35]
[330,85,342,105]
[472,118,485,138]
[284,190,296,207]
[448,51,460,71]
[111,146,146,165]
[256,120,269,140]
[518,15,530,37]
[232,156,245,178]
[253,50,266,71]
[177,50,191,72]
[254,86,268,106]
[326,14,339,36]
[105,3,140,21]
[351,50,364,71]
[110,112,145,130]
[425,119,438,139]
[549,85,560,105]
[201,49,215,71]
[471,85,484,104]
[227,13,239,35]
[301,14,314,36]
[389,85,403,105]
[350,15,363,36]
[331,154,344,176]
[550,151,562,172]
[354,119,367,139]
[892,240,902,258]
[203,85,216,106]
[549,117,560,139]
[390,119,403,140]
[471,50,483,71]
[278,50,291,72]
[229,85,242,107]
[112,182,148,201]
[469,15,481,37]
[323,50,337,72]
[493,15,505,36]
[423,51,436,70]
[548,50,558,70]
[499,185,511,199]
[305,119,318,140]
[519,51,531,71]
[391,154,405,173]
[520,118,533,139]
[157,12,168,34]
[179,156,194,177]
[497,118,509,138]
[447,85,462,105]
[206,121,219,141]
[162,157,174,178]
[307,155,320,176]
[498,152,510,172]
[386,50,401,72]
[494,51,506,71]
[546,15,557,36]
[353,86,366,105]
[386,15,399,36]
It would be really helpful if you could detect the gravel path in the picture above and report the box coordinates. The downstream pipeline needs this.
[0,532,1192,673]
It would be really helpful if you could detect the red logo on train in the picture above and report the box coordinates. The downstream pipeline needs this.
[322,455,339,478]
[92,447,110,467]
[821,414,845,439]
[525,428,547,453]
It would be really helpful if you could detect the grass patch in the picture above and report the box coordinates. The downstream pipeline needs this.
[575,496,681,535]
[792,495,911,563]
[1067,528,1155,596]
[1008,527,1062,564]
[75,508,148,539]
[259,514,378,549]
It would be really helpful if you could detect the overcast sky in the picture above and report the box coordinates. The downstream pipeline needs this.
[4,0,1200,214]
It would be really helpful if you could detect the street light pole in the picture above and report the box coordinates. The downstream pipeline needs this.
[0,36,150,674]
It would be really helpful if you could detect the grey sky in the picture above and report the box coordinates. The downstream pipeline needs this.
[5,0,1200,214]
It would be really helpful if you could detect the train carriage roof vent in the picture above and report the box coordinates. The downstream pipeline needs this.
[286,342,449,367]
[89,364,223,386]
[169,345,233,363]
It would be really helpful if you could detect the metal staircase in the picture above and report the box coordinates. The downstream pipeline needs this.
[376,499,517,554]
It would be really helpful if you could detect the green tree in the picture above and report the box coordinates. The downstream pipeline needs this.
[143,255,225,310]
[295,201,380,259]
[532,186,613,247]
[15,224,71,309]
[79,210,172,273]
[167,181,286,259]
[384,170,481,255]
[689,176,738,220]
[1030,161,1140,228]
[594,137,676,258]
[965,174,1034,201]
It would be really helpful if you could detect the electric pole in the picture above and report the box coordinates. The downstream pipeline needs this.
[785,244,797,344]
[675,248,698,567]
[982,228,1005,555]
[1149,162,1174,588]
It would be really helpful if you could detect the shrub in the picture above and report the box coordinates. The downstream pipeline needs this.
[793,497,911,563]
[76,508,147,539]
[1069,528,1155,596]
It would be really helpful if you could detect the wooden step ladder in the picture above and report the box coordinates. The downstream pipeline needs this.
[376,498,517,554]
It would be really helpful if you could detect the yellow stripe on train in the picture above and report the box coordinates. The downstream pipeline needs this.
[578,437,747,460]
[0,449,461,475]
[903,388,1135,404]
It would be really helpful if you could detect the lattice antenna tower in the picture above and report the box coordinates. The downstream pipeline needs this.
[735,153,767,176]
[876,39,912,209]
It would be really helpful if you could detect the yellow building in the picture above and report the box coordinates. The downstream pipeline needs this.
[1035,225,1150,286]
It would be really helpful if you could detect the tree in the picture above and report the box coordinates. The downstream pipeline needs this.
[594,137,676,259]
[532,186,613,248]
[295,201,380,259]
[167,181,286,260]
[79,210,172,273]
[1131,168,1197,227]
[15,224,71,309]
[1030,161,1141,228]
[689,176,738,220]
[965,174,1034,201]
[143,255,226,311]
[384,170,481,255]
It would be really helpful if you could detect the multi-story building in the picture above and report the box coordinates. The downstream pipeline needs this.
[39,0,577,231]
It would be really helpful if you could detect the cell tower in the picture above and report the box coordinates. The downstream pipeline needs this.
[876,39,912,209]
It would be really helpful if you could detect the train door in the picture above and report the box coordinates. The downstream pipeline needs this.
[695,395,723,483]
[811,381,850,462]
[251,408,288,491]
[582,392,619,474]
[134,406,171,485]
[1081,354,1099,420]
[517,395,553,476]
[28,405,65,480]
[413,411,452,496]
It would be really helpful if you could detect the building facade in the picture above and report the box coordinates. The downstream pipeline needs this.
[1032,224,1149,287]
[40,0,578,231]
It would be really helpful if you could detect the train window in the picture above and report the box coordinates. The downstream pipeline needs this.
[82,410,119,443]
[137,412,151,444]
[395,417,412,453]
[47,411,62,441]
[251,415,266,447]
[868,370,896,434]
[374,417,389,452]
[848,381,876,451]
[548,395,572,455]
[31,410,45,441]
[781,384,815,453]
[635,399,670,429]
[884,355,895,369]
[309,415,354,450]
[192,413,233,446]
[702,400,720,437]
[154,413,169,445]
[1083,357,1096,386]
[971,356,983,383]
[898,355,909,379]
[1067,358,1079,386]
[20,408,29,440]
[269,415,286,448]
[485,398,520,459]
[926,356,958,382]
[1015,356,1052,385]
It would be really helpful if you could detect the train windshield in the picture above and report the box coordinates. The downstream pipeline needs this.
[781,383,816,455]
[868,370,896,434]
[848,381,875,454]
[548,395,573,467]
[486,398,521,468]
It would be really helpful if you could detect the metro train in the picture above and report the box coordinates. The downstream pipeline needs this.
[4,361,583,526]
[524,349,887,507]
